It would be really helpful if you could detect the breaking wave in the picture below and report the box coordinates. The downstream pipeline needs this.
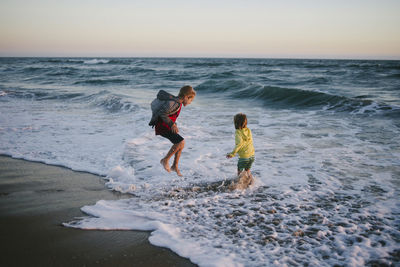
[196,80,399,115]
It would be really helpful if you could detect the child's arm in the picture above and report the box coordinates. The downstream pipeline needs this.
[171,123,179,133]
[227,132,244,158]
[158,101,180,128]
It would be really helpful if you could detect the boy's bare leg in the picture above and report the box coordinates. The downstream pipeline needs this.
[161,140,184,174]
[171,140,185,176]
[160,158,171,172]
[171,149,183,176]
[246,169,254,185]
[160,144,180,172]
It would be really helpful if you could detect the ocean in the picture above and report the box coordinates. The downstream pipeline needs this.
[0,57,399,266]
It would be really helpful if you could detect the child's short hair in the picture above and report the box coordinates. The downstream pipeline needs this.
[178,85,196,98]
[234,113,247,129]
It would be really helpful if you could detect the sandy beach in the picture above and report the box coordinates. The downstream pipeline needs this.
[0,155,196,267]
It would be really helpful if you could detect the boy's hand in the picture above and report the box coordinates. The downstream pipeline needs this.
[226,153,233,159]
[171,123,179,134]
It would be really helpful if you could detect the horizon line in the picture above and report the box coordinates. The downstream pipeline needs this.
[0,55,399,61]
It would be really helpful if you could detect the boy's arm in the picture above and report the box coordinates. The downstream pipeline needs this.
[227,132,244,157]
[171,123,179,133]
[159,113,174,127]
[158,101,180,127]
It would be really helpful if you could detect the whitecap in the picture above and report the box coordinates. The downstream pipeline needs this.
[84,59,110,64]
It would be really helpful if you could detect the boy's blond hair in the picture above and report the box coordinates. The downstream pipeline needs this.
[178,85,196,98]
[234,113,247,129]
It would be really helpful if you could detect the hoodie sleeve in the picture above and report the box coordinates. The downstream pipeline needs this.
[158,100,180,127]
[229,130,245,157]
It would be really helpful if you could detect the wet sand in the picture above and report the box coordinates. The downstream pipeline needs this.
[0,155,196,267]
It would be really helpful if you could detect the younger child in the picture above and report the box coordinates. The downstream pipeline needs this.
[149,86,196,176]
[226,113,255,177]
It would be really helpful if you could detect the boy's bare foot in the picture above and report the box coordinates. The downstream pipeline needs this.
[160,158,171,172]
[171,166,182,176]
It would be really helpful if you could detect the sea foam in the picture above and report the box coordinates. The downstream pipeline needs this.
[84,59,110,64]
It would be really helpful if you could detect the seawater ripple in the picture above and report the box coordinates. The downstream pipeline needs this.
[1,57,399,116]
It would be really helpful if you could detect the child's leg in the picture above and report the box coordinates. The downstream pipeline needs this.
[171,140,185,176]
[160,133,184,174]
[245,168,254,185]
[245,168,252,176]
[161,140,185,175]
[245,157,254,177]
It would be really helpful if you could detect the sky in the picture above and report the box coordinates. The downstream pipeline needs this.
[0,0,399,59]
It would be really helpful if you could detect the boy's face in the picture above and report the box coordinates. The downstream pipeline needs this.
[182,95,194,106]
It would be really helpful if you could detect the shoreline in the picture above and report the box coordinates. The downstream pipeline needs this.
[0,155,196,267]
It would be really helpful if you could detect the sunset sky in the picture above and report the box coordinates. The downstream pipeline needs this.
[1,0,399,59]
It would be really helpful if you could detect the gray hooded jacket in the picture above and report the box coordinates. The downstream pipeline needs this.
[149,90,181,127]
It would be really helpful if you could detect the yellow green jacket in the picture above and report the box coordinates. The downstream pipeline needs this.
[229,127,255,158]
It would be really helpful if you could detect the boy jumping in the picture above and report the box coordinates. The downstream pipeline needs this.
[149,86,196,176]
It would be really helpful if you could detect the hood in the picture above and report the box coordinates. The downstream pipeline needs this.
[237,127,251,141]
[157,90,178,101]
